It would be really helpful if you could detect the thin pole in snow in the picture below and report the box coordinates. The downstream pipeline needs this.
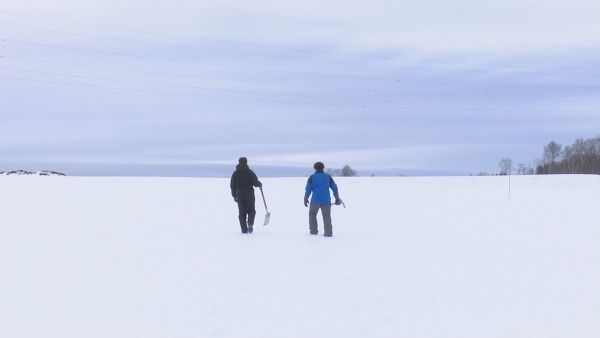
[508,167,511,202]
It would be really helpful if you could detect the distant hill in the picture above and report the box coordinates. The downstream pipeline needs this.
[0,170,66,176]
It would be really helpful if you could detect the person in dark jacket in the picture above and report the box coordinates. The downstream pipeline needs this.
[230,157,262,233]
[304,162,341,237]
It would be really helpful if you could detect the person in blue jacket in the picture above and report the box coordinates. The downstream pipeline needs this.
[304,162,342,237]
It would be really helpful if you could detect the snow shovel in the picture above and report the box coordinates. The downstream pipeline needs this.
[259,186,271,226]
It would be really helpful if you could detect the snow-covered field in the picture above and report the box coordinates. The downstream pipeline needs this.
[0,175,598,338]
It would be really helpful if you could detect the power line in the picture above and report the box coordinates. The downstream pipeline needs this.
[2,10,599,76]
[0,9,387,60]
[2,38,398,81]
[2,54,598,91]
[0,55,415,94]
[3,22,600,77]
[0,55,542,95]
[0,22,363,66]
[0,66,395,103]
[0,75,367,108]
[2,71,597,111]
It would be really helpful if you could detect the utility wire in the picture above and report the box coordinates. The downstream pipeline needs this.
[0,9,387,60]
[3,22,599,76]
[0,66,395,103]
[0,22,363,66]
[0,55,430,94]
[2,38,399,81]
[2,54,598,90]
[2,71,597,111]
[0,75,367,108]
[1,11,598,75]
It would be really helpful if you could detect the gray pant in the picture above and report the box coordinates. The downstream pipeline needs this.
[309,204,332,236]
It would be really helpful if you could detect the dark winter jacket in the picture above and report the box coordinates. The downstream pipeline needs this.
[304,170,339,205]
[230,164,262,198]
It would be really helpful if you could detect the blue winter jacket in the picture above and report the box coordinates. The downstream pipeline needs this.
[305,170,339,205]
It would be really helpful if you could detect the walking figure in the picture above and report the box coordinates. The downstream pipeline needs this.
[304,162,342,237]
[230,157,262,233]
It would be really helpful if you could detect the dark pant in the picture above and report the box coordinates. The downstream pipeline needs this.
[236,192,256,233]
[309,204,332,236]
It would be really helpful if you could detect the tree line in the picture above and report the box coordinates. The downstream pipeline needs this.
[499,136,600,175]
[536,137,600,174]
[326,165,358,177]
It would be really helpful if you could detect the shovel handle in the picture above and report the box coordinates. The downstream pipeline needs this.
[259,186,269,212]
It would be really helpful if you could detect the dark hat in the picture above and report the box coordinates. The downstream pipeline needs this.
[313,162,325,170]
[238,157,248,165]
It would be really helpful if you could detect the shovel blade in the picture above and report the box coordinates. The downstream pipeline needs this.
[263,212,271,226]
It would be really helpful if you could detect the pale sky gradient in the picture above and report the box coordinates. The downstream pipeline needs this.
[1,0,599,176]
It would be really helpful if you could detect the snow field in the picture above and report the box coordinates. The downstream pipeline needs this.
[0,175,599,338]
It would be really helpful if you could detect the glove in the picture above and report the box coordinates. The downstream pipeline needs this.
[304,197,309,207]
[234,196,238,203]
[257,181,263,188]
[335,198,342,205]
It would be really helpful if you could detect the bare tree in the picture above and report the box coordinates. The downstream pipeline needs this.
[340,165,358,177]
[543,141,562,174]
[325,168,341,176]
[517,163,527,175]
[533,137,600,174]
[498,158,513,175]
[526,166,535,175]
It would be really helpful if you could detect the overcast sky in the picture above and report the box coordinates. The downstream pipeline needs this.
[1,0,599,176]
